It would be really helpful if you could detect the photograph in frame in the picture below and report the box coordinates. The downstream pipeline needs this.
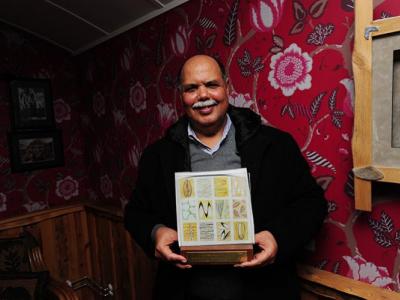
[9,79,55,129]
[8,130,64,172]
[372,33,400,167]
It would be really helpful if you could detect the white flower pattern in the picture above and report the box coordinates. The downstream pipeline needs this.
[343,255,394,288]
[157,103,176,130]
[268,43,312,96]
[229,91,253,108]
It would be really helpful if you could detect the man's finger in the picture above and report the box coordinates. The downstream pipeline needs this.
[158,245,185,261]
[165,252,188,263]
[235,251,269,268]
[176,263,192,269]
[156,246,192,268]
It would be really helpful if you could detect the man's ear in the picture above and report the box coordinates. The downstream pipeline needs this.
[225,78,230,95]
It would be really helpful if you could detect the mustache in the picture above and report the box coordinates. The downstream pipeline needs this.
[192,99,217,109]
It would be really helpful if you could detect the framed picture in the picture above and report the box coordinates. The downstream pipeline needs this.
[9,79,55,129]
[8,130,64,172]
[371,33,400,169]
[353,1,400,211]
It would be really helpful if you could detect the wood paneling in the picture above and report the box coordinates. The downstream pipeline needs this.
[4,203,395,299]
[0,202,157,300]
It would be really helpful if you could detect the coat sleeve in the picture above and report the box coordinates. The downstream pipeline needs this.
[261,133,327,263]
[124,146,165,257]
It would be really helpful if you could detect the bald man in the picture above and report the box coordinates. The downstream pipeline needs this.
[125,55,327,300]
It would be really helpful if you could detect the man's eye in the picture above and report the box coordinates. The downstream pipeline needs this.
[206,83,219,89]
[184,86,197,93]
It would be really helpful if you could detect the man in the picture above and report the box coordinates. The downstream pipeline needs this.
[124,54,327,299]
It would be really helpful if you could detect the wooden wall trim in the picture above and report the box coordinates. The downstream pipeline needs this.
[0,204,85,230]
[298,264,400,299]
[0,202,124,231]
[85,203,123,220]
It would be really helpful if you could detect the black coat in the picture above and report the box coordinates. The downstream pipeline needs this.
[124,106,327,299]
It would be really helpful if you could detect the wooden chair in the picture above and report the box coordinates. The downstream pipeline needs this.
[0,231,79,300]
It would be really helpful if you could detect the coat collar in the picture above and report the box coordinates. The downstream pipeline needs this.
[227,105,261,147]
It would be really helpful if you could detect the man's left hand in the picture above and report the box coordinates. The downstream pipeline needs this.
[234,230,278,268]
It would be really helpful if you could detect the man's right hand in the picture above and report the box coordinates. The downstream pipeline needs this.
[154,226,192,269]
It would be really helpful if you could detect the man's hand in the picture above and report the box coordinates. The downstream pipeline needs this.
[235,230,278,268]
[154,226,192,269]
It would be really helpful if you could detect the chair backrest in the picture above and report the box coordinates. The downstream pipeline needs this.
[0,231,79,300]
[0,231,47,273]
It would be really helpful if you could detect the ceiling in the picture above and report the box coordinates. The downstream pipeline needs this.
[0,0,189,55]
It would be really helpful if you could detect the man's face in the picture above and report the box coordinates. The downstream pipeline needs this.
[180,55,229,133]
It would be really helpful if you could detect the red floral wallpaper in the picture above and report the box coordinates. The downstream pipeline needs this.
[2,0,400,291]
[77,0,400,290]
[0,23,89,217]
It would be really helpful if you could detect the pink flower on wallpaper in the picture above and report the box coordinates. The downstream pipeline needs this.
[54,98,71,123]
[0,193,6,212]
[23,201,48,212]
[343,255,394,288]
[229,91,253,108]
[129,82,147,113]
[56,176,79,200]
[128,145,141,168]
[157,103,176,130]
[170,25,190,57]
[120,47,133,71]
[250,0,285,32]
[93,91,106,117]
[100,174,113,198]
[268,43,312,96]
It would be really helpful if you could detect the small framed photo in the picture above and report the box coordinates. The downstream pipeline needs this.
[9,79,55,129]
[8,130,64,172]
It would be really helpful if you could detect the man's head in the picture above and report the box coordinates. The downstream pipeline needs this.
[179,55,230,136]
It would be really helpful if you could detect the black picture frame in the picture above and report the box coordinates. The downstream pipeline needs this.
[9,79,55,129]
[8,130,64,173]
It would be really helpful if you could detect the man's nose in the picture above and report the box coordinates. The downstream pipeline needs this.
[198,85,209,100]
